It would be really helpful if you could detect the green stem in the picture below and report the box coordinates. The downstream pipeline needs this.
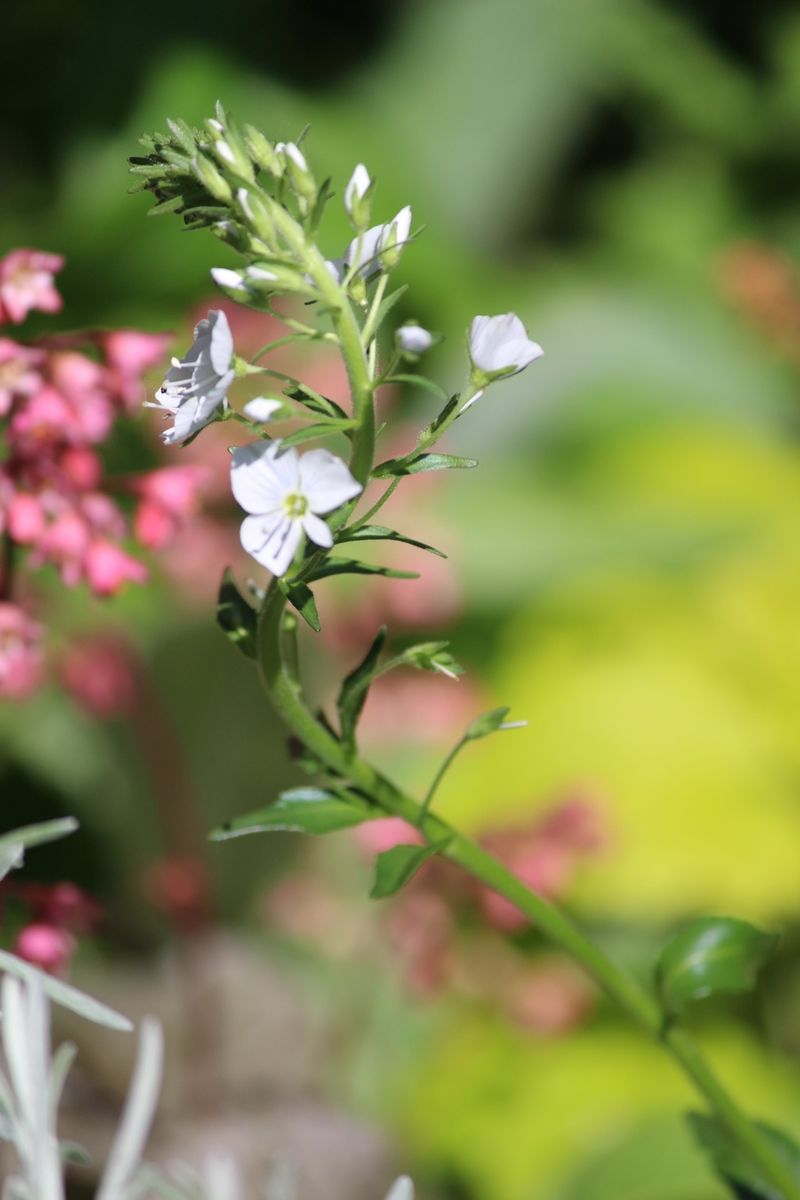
[350,478,400,529]
[420,735,468,817]
[256,587,800,1200]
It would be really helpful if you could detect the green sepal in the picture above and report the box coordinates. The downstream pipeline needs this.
[305,559,419,582]
[335,524,446,558]
[399,640,464,678]
[278,419,356,449]
[210,787,375,840]
[216,568,257,658]
[147,194,186,217]
[688,1113,800,1200]
[373,452,478,478]
[279,579,320,632]
[655,917,779,1016]
[370,843,440,899]
[337,627,387,749]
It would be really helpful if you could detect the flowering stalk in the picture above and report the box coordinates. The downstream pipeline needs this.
[131,105,800,1200]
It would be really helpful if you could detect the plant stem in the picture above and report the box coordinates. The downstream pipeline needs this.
[420,735,468,817]
[256,586,800,1200]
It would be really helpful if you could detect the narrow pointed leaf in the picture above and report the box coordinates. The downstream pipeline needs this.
[337,627,387,748]
[336,525,446,558]
[280,579,320,631]
[283,384,348,421]
[0,951,132,1031]
[689,1113,800,1200]
[210,788,375,840]
[373,284,408,329]
[370,844,439,899]
[0,817,78,857]
[216,569,257,658]
[418,393,460,441]
[305,559,419,582]
[383,374,449,401]
[656,917,779,1016]
[373,453,477,478]
[278,419,355,449]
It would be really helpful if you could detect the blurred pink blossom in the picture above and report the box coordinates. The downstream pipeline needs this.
[101,329,172,407]
[359,669,484,746]
[0,249,64,325]
[0,603,44,698]
[130,465,207,549]
[60,633,140,718]
[13,922,75,974]
[84,539,148,596]
[0,338,42,415]
[353,817,424,858]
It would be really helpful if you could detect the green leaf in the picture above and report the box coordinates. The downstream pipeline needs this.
[210,787,375,840]
[688,1113,800,1200]
[418,393,461,441]
[0,817,78,857]
[280,579,320,631]
[373,452,478,477]
[370,843,439,899]
[337,627,387,748]
[373,284,408,329]
[383,373,449,401]
[656,918,779,1016]
[335,524,447,558]
[278,418,355,449]
[216,568,257,658]
[0,951,132,1031]
[305,559,419,582]
[283,384,349,421]
[464,706,528,740]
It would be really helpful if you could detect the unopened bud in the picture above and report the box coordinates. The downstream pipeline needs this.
[276,141,316,201]
[237,187,277,247]
[193,154,233,204]
[344,163,373,231]
[243,124,280,174]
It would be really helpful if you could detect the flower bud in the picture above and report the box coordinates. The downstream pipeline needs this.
[237,187,277,247]
[379,206,412,272]
[344,163,372,231]
[205,120,254,182]
[276,142,316,201]
[243,124,280,174]
[193,154,233,204]
[396,324,434,356]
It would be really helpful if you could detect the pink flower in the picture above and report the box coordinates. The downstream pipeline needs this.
[58,446,102,491]
[49,352,114,443]
[83,539,147,596]
[131,465,207,549]
[0,603,44,699]
[6,492,45,544]
[13,923,74,975]
[9,386,72,447]
[0,249,64,325]
[38,511,91,583]
[60,632,139,717]
[0,338,42,415]
[101,329,170,407]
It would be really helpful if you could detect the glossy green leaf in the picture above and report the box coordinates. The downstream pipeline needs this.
[280,579,320,632]
[210,787,374,840]
[656,917,779,1016]
[689,1113,800,1200]
[0,951,132,1031]
[337,627,387,748]
[370,843,439,899]
[216,568,257,658]
[335,524,447,558]
[305,558,419,582]
[373,452,477,477]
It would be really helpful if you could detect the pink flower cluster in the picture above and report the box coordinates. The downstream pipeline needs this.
[1,877,100,976]
[0,248,206,699]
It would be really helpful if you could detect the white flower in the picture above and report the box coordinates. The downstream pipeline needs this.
[396,324,434,354]
[344,205,412,278]
[243,397,283,423]
[231,441,362,577]
[152,310,234,445]
[345,163,372,225]
[468,313,543,379]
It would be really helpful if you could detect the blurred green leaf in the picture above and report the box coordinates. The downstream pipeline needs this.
[216,568,257,658]
[0,952,132,1032]
[656,918,779,1016]
[370,843,439,899]
[210,787,375,840]
[337,626,387,749]
[335,524,446,558]
[373,453,478,477]
[689,1113,800,1200]
[278,418,356,448]
[305,558,419,581]
[0,817,79,883]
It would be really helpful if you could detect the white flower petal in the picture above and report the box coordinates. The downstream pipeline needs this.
[211,268,247,291]
[344,163,370,214]
[468,312,542,375]
[297,449,362,513]
[206,309,234,377]
[231,442,299,514]
[396,324,433,354]
[240,513,302,576]
[302,512,333,548]
[243,398,283,423]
